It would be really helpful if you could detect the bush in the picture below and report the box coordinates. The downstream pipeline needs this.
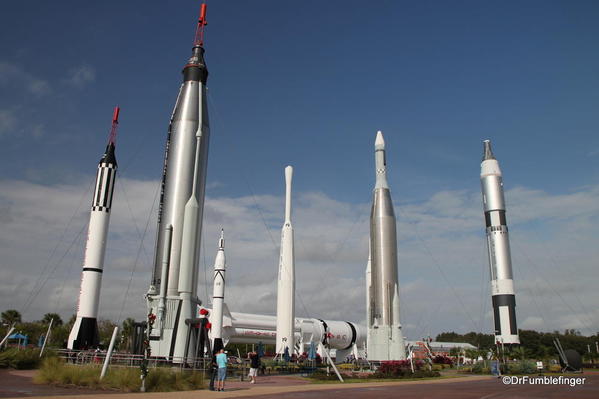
[507,361,536,375]
[432,355,453,365]
[376,360,423,377]
[471,362,491,374]
[34,357,204,392]
[0,348,49,369]
[309,369,339,381]
[547,364,561,372]
[432,364,443,371]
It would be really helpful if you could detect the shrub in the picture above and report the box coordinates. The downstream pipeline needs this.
[35,358,204,392]
[547,364,561,372]
[0,348,49,369]
[377,360,418,377]
[471,362,491,374]
[309,369,339,381]
[507,361,536,375]
[432,364,443,371]
[432,355,453,365]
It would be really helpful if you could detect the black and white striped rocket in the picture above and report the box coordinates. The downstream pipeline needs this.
[68,107,120,350]
[480,140,520,345]
[210,230,226,351]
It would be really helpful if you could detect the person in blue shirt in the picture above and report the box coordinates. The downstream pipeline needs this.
[215,348,228,391]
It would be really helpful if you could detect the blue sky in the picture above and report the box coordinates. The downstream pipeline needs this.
[1,1,598,338]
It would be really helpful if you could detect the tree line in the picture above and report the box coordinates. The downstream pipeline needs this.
[436,329,599,361]
[1,309,138,351]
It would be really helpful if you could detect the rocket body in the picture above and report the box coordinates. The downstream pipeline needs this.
[210,230,226,350]
[480,140,519,344]
[146,26,210,359]
[68,109,119,350]
[367,131,405,361]
[276,166,295,354]
[152,46,210,297]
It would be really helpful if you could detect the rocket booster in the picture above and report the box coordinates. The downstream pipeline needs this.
[145,3,211,361]
[151,9,210,298]
[367,131,406,361]
[68,107,120,350]
[276,166,295,354]
[210,230,226,350]
[480,140,519,345]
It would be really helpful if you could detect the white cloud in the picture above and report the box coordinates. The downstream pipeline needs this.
[66,64,96,88]
[0,109,17,137]
[0,177,597,339]
[0,61,51,97]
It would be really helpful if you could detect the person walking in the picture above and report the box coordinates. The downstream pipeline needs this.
[209,350,218,391]
[215,348,228,391]
[248,351,261,384]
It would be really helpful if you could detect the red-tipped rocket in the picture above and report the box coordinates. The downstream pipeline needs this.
[68,107,120,350]
[147,2,211,361]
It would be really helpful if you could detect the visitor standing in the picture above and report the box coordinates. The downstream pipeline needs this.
[215,348,228,391]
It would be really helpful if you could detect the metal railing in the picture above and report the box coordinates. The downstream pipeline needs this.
[55,349,211,371]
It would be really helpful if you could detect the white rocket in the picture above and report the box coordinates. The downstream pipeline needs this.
[480,140,519,345]
[68,107,120,350]
[210,230,226,350]
[367,131,406,361]
[276,166,295,354]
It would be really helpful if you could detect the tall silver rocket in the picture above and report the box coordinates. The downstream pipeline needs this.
[480,140,519,345]
[68,107,120,350]
[367,131,406,361]
[276,166,295,354]
[146,3,210,360]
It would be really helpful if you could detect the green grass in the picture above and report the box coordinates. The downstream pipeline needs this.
[34,357,205,392]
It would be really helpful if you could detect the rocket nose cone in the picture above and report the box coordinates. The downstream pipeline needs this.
[375,131,385,148]
[482,139,495,161]
[219,229,225,249]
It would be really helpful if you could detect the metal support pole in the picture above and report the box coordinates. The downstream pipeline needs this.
[318,343,343,382]
[40,319,53,357]
[100,326,119,379]
[0,326,15,347]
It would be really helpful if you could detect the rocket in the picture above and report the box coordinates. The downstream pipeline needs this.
[366,131,406,361]
[276,166,295,354]
[480,140,520,345]
[147,3,210,360]
[210,230,226,351]
[68,107,120,350]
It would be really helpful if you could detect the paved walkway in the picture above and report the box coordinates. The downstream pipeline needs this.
[2,369,597,399]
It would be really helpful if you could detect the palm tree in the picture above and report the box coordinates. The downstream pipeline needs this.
[464,348,478,363]
[510,346,528,361]
[42,313,63,326]
[121,318,136,352]
[1,309,22,325]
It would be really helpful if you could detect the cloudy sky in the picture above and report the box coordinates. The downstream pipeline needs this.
[1,1,598,339]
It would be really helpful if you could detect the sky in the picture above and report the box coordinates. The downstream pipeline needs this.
[1,1,598,340]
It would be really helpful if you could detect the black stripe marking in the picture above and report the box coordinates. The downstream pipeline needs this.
[492,294,517,335]
[95,168,104,206]
[344,322,357,350]
[170,301,182,358]
[83,267,103,273]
